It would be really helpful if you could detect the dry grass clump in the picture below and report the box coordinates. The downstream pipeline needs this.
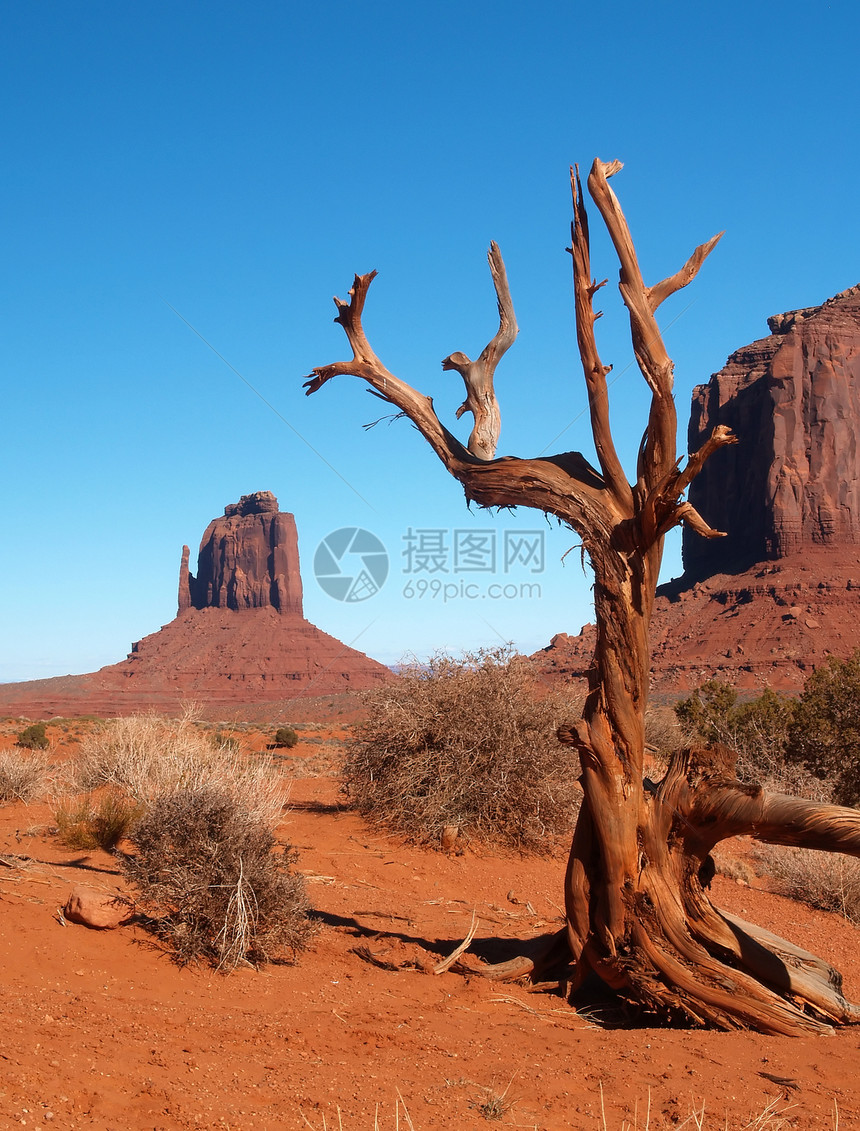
[300,1093,416,1130]
[58,711,311,969]
[0,747,51,803]
[122,784,313,970]
[643,704,684,758]
[598,1085,808,1130]
[342,647,582,851]
[54,790,143,852]
[754,842,860,927]
[68,710,286,823]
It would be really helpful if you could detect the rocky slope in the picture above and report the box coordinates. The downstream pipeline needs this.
[539,548,860,696]
[0,493,390,718]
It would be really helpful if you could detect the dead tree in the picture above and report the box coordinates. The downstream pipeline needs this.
[304,159,860,1034]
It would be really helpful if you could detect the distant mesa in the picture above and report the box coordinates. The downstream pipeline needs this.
[538,284,860,694]
[0,492,391,719]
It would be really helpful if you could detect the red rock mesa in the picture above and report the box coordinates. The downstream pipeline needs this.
[0,492,391,718]
[538,285,860,694]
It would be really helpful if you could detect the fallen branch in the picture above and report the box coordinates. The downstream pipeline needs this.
[433,910,478,974]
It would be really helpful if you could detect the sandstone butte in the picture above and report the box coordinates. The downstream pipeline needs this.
[538,282,860,695]
[0,491,391,719]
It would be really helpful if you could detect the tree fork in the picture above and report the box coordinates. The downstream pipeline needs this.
[304,158,860,1033]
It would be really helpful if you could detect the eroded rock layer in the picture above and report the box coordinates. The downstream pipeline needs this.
[538,549,860,695]
[539,285,860,695]
[684,285,860,578]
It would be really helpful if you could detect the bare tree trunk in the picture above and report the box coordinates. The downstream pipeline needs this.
[304,158,860,1033]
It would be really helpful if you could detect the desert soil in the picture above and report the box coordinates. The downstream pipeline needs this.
[1,718,858,1130]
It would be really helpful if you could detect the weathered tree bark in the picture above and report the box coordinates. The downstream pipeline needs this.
[304,158,860,1033]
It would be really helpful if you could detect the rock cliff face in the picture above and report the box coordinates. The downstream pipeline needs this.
[537,547,860,695]
[537,284,860,695]
[180,490,303,615]
[684,285,860,578]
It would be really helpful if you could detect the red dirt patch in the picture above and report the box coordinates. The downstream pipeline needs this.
[0,733,857,1129]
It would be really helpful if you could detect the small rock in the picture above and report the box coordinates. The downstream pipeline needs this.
[63,887,133,930]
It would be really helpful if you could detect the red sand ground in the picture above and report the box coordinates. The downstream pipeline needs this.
[1,721,858,1130]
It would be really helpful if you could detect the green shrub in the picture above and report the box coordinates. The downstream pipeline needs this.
[273,726,299,749]
[342,646,581,851]
[786,649,860,805]
[674,681,798,786]
[675,679,739,747]
[121,785,314,969]
[16,722,49,750]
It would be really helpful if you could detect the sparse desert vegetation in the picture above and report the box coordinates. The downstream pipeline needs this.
[342,647,582,851]
[50,711,314,969]
[0,745,52,802]
[0,702,857,1127]
[274,724,300,749]
[54,788,144,851]
[16,720,50,750]
[122,782,314,969]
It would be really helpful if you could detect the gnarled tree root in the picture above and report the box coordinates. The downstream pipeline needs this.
[443,752,860,1035]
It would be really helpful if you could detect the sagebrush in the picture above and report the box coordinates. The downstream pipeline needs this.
[274,726,299,749]
[754,842,860,927]
[122,784,314,969]
[68,710,286,823]
[63,712,311,969]
[16,721,49,750]
[342,647,581,851]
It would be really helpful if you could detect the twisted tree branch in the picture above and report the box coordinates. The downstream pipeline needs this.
[442,241,517,460]
[569,166,633,511]
[303,271,616,531]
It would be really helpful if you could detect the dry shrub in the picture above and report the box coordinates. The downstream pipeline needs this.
[54,790,143,852]
[122,784,313,970]
[643,704,684,757]
[0,747,51,803]
[710,849,756,886]
[61,712,309,969]
[754,842,860,927]
[69,710,287,823]
[342,647,582,851]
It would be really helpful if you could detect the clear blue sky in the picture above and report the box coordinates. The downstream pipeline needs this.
[2,1,858,682]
